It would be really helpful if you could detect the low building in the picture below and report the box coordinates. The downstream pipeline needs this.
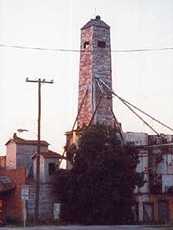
[32,150,62,183]
[5,133,49,176]
[0,133,62,224]
[124,132,148,146]
[129,132,173,224]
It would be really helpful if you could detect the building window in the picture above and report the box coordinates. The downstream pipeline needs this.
[83,41,89,49]
[97,40,106,48]
[48,163,56,176]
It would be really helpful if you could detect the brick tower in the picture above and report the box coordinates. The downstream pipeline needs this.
[65,16,117,169]
[77,15,115,128]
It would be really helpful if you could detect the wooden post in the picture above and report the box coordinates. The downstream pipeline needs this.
[26,78,53,223]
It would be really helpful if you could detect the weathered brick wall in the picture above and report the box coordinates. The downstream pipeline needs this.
[77,17,115,128]
[0,168,26,222]
[6,142,17,169]
[26,183,58,222]
[92,26,114,127]
[77,27,93,128]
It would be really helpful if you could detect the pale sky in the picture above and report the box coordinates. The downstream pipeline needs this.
[0,0,173,154]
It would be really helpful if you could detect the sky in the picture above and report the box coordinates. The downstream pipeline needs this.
[0,0,173,154]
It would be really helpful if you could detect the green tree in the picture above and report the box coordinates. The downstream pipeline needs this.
[55,125,144,224]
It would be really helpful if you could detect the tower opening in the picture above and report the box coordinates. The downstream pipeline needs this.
[97,41,106,48]
[83,41,90,49]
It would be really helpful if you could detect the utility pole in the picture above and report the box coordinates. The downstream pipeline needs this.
[26,78,53,223]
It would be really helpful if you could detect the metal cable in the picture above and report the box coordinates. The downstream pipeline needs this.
[98,78,160,135]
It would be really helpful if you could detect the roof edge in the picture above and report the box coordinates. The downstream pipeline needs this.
[81,16,110,30]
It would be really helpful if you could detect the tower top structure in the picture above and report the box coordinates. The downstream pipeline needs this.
[81,15,110,30]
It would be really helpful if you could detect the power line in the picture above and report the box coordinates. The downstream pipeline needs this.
[1,43,173,53]
[0,44,80,52]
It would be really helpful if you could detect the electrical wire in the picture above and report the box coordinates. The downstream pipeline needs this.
[1,43,173,53]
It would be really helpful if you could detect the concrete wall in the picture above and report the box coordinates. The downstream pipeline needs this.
[162,153,173,192]
[17,144,48,155]
[6,141,47,179]
[124,132,148,146]
[125,132,149,194]
[33,156,57,183]
[135,150,149,194]
[26,183,58,222]
[16,145,36,175]
[6,142,17,169]
[33,155,46,183]
[162,175,173,192]
[40,155,45,182]
[151,150,173,193]
[135,145,173,224]
[6,142,48,172]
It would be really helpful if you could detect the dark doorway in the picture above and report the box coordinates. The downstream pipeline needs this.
[48,163,56,176]
[158,200,169,224]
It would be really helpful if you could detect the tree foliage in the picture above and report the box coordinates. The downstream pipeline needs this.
[55,125,144,224]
